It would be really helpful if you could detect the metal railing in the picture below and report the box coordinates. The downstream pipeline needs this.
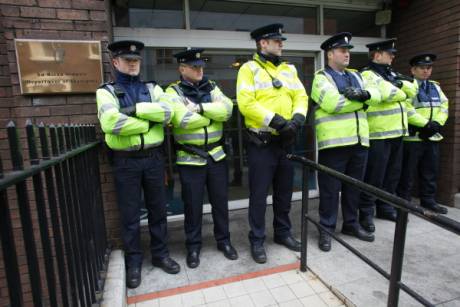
[0,121,110,307]
[287,154,460,307]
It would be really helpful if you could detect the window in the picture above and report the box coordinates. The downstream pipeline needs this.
[324,9,380,37]
[190,0,317,34]
[113,0,184,29]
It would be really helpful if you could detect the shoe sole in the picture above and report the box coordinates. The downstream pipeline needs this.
[273,240,301,252]
[341,231,375,242]
[152,263,181,274]
[252,256,267,264]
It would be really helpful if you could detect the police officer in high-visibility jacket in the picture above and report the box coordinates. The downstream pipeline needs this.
[397,53,449,214]
[236,23,308,263]
[358,39,429,232]
[311,33,379,252]
[96,40,180,288]
[165,48,237,269]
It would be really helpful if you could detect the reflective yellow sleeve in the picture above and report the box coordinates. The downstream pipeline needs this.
[135,85,174,124]
[288,65,309,117]
[405,99,428,127]
[164,86,210,129]
[361,72,381,106]
[236,63,275,127]
[400,80,417,98]
[362,71,406,103]
[201,85,233,122]
[433,84,449,125]
[311,73,363,114]
[96,88,149,136]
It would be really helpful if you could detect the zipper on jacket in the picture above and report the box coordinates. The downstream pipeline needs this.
[397,102,406,135]
[204,126,208,151]
[354,111,361,144]
[139,134,144,151]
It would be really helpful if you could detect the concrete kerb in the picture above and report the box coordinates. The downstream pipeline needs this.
[307,266,357,307]
[101,249,126,307]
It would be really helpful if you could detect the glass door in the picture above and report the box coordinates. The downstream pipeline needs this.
[141,48,317,215]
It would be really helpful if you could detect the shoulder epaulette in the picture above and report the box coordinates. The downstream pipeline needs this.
[98,81,115,89]
[143,80,157,86]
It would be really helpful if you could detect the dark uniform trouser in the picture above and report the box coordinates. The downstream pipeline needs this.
[318,144,368,231]
[178,158,230,252]
[397,141,439,206]
[113,152,169,269]
[359,137,403,219]
[247,142,294,247]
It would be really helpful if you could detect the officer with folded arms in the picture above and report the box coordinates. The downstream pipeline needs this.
[236,23,308,263]
[397,53,449,214]
[165,48,237,269]
[96,40,180,289]
[358,39,429,233]
[311,33,380,252]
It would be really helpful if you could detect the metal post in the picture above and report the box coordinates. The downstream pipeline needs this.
[0,151,23,306]
[8,121,43,307]
[387,208,409,307]
[300,166,310,272]
[26,120,58,307]
[40,124,70,307]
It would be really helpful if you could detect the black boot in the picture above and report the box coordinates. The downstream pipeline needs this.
[126,267,141,289]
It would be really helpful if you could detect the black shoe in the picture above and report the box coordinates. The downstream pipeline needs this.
[126,267,141,289]
[360,218,375,233]
[318,230,331,252]
[152,257,180,274]
[274,235,301,252]
[186,250,200,269]
[422,203,448,214]
[217,243,238,260]
[251,245,267,264]
[342,225,375,242]
[376,211,397,222]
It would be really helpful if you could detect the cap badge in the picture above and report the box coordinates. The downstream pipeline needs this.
[196,53,201,58]
[344,36,348,43]
[130,45,136,52]
[425,56,430,61]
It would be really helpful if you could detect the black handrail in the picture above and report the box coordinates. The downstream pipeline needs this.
[0,121,110,307]
[288,154,460,307]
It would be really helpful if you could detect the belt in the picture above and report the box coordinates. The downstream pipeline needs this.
[175,142,222,158]
[113,146,161,158]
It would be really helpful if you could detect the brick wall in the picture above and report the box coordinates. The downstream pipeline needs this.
[389,0,460,206]
[0,1,122,306]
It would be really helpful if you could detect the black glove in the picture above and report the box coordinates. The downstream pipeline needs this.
[430,121,441,133]
[119,105,136,116]
[419,121,438,140]
[291,113,306,128]
[392,80,403,88]
[343,87,370,102]
[268,113,288,131]
[279,121,297,147]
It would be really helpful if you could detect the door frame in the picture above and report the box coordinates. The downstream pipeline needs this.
[114,28,379,216]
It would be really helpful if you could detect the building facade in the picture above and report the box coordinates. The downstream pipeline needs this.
[0,0,459,305]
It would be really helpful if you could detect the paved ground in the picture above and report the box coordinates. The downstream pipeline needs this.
[128,198,460,307]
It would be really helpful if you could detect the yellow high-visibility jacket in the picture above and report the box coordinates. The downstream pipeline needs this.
[165,80,233,166]
[311,68,381,150]
[361,69,428,140]
[404,80,449,142]
[236,53,308,134]
[96,82,173,151]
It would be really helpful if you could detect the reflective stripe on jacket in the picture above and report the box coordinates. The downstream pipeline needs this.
[96,82,173,151]
[361,70,427,140]
[404,80,448,142]
[311,68,381,150]
[165,81,233,166]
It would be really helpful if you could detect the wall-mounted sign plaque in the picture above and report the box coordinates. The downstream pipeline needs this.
[15,39,103,95]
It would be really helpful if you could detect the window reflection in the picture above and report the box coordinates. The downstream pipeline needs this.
[190,0,317,34]
[324,9,380,37]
